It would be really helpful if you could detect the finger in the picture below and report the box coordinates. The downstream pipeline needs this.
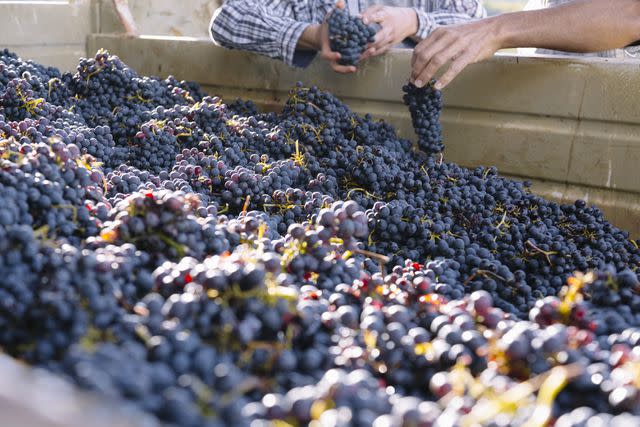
[411,30,448,69]
[434,52,474,89]
[371,10,385,23]
[374,40,394,56]
[382,32,396,49]
[361,47,376,61]
[411,34,458,84]
[373,39,394,56]
[410,29,452,71]
[370,28,392,51]
[320,48,341,62]
[360,4,384,24]
[331,62,357,73]
[360,5,384,24]
[372,27,390,44]
[336,0,345,10]
[414,42,467,87]
[367,26,395,57]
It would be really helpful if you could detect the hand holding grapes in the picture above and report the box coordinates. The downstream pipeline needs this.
[411,20,502,90]
[360,6,419,60]
[299,1,359,73]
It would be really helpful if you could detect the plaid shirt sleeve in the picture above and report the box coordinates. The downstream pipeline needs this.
[209,0,334,67]
[413,0,487,40]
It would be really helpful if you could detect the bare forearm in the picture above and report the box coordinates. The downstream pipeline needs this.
[411,0,640,89]
[298,24,322,51]
[495,0,640,52]
[112,0,138,35]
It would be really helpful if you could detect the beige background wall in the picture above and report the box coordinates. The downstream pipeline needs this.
[0,0,95,71]
[98,0,220,38]
[0,0,222,71]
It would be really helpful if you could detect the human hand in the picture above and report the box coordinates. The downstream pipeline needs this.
[318,0,358,73]
[298,1,356,73]
[319,18,359,73]
[411,18,502,90]
[360,6,418,59]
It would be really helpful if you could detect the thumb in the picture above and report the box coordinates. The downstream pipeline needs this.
[336,0,345,9]
[361,5,384,24]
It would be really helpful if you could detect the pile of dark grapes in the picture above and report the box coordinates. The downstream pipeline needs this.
[1,48,640,426]
[327,8,378,66]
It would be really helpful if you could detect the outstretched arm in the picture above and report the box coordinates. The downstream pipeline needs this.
[209,0,333,68]
[411,0,640,89]
[210,0,355,71]
[112,0,138,36]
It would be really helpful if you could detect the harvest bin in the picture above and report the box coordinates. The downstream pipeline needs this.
[3,0,639,237]
[0,354,160,427]
[87,35,640,238]
[2,0,640,423]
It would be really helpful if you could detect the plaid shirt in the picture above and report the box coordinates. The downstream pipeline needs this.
[210,0,486,67]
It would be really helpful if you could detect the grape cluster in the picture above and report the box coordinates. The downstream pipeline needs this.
[0,225,153,364]
[248,369,395,426]
[92,189,233,263]
[327,8,378,66]
[263,187,334,234]
[0,137,104,242]
[1,49,640,426]
[403,81,444,155]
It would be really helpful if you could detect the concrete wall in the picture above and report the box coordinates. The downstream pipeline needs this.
[0,0,222,71]
[0,0,95,71]
[98,0,220,38]
[87,35,640,237]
